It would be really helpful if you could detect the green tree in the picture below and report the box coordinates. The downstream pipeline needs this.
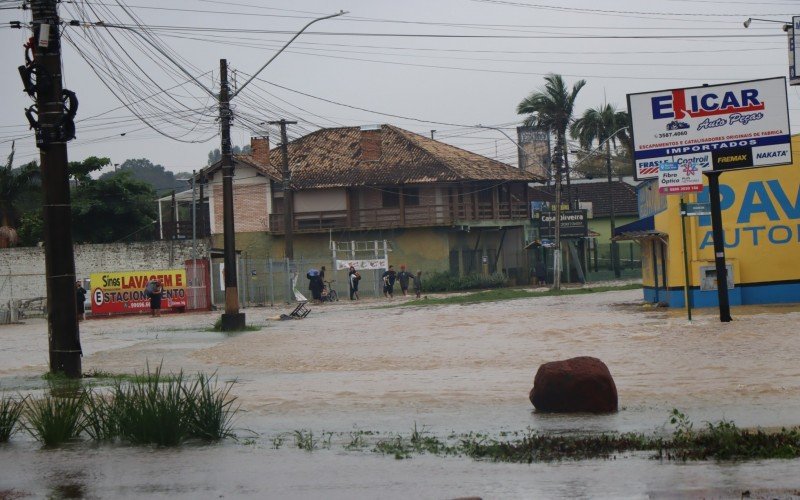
[72,171,157,243]
[570,103,632,177]
[69,156,110,184]
[0,143,40,230]
[207,144,251,166]
[100,158,186,195]
[517,74,586,183]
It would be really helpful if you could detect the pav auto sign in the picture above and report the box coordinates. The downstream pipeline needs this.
[90,269,187,315]
[628,77,792,180]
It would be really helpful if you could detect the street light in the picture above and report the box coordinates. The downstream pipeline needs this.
[743,17,791,30]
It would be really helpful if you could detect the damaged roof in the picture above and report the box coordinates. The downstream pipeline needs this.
[206,125,540,189]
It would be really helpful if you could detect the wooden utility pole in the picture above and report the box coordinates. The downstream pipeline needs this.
[552,138,563,291]
[219,59,245,330]
[30,0,81,377]
[268,119,297,259]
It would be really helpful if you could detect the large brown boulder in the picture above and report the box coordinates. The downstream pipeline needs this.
[529,356,618,413]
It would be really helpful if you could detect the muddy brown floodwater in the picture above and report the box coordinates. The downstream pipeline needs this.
[2,287,800,498]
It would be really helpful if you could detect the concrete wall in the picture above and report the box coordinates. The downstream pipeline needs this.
[0,240,208,302]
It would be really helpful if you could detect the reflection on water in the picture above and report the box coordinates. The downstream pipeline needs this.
[2,288,800,497]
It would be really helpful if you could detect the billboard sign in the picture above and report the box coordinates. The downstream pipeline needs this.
[791,17,800,86]
[517,126,551,179]
[90,269,187,315]
[628,77,792,179]
[658,159,704,194]
[534,209,588,239]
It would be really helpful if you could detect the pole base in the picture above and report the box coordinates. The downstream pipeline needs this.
[221,312,246,331]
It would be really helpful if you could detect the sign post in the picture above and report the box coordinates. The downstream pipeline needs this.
[679,199,693,322]
[628,77,792,322]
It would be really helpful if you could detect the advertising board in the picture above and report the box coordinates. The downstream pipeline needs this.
[517,126,551,178]
[628,77,792,179]
[90,269,187,315]
[534,209,588,239]
[658,160,703,194]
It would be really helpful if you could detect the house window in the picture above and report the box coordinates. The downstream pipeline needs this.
[404,188,420,206]
[383,187,420,207]
[382,188,400,208]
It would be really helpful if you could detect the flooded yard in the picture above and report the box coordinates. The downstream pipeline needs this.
[2,287,800,498]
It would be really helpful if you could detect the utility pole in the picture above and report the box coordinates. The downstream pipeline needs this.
[26,0,82,377]
[269,119,297,259]
[606,140,620,278]
[219,59,245,330]
[552,139,563,291]
[430,130,436,140]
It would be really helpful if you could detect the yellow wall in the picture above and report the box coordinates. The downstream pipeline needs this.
[650,135,800,289]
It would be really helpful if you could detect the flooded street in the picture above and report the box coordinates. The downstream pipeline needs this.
[3,287,800,498]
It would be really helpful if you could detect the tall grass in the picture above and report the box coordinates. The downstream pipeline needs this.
[186,373,239,441]
[113,365,192,446]
[0,394,26,442]
[23,392,86,446]
[110,365,240,446]
[83,390,118,441]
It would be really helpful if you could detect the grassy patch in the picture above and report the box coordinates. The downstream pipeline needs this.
[209,317,263,333]
[393,283,642,307]
[5,364,240,447]
[274,411,800,463]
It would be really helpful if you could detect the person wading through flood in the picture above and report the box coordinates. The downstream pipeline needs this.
[382,265,397,298]
[397,265,413,297]
[75,280,87,322]
[307,268,323,303]
[348,265,361,300]
[146,279,164,317]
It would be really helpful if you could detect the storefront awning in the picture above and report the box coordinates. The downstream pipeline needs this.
[612,216,667,242]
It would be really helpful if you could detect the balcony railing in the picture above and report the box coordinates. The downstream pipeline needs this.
[268,201,529,234]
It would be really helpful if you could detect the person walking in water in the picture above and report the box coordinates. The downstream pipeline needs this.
[382,265,397,298]
[75,280,87,322]
[397,265,413,297]
[148,279,164,317]
[348,265,361,300]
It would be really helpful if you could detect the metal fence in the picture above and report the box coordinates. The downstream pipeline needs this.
[210,257,391,308]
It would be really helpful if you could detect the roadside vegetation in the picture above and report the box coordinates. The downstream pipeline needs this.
[283,411,800,463]
[395,282,642,307]
[2,365,239,447]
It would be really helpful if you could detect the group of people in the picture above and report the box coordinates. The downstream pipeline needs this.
[332,264,424,301]
[306,266,328,303]
[380,265,422,299]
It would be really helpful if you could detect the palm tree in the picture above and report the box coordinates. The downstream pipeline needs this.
[517,74,586,291]
[570,103,631,162]
[517,73,586,189]
[0,142,40,242]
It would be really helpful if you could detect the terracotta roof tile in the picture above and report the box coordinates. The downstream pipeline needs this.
[261,125,540,189]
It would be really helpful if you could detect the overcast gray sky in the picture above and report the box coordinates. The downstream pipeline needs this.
[1,0,798,174]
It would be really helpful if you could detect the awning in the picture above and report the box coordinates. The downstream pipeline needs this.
[612,216,667,242]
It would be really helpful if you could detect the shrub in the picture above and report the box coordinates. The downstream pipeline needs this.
[0,394,26,442]
[423,271,508,293]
